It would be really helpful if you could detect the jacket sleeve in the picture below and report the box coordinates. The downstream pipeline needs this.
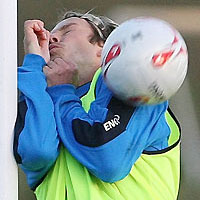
[14,54,60,189]
[47,76,170,183]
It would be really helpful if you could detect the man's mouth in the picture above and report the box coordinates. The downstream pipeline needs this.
[49,44,60,51]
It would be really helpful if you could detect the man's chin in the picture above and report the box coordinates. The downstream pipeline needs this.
[49,54,62,61]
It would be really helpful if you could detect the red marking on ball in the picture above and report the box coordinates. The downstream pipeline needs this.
[105,44,121,65]
[152,50,174,67]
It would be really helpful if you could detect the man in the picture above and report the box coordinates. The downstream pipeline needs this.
[14,11,181,200]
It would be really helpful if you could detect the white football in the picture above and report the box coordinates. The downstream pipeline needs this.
[101,17,188,105]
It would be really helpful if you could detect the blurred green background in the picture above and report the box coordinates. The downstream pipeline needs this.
[18,0,200,199]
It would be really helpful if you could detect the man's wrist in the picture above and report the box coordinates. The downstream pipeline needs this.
[47,84,76,101]
[22,54,46,70]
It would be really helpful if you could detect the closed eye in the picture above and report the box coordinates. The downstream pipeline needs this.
[60,23,76,35]
[63,30,71,35]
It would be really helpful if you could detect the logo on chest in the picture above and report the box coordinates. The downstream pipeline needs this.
[103,115,121,131]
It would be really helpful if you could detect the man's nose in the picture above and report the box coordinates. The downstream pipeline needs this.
[49,32,60,43]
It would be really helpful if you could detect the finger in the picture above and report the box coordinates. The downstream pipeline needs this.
[53,58,74,67]
[47,60,56,69]
[38,31,47,40]
[43,65,51,70]
[37,24,48,40]
[24,20,44,42]
[40,30,49,42]
[53,57,64,65]
[33,23,41,32]
[46,30,50,40]
[43,65,51,74]
[24,20,44,32]
[54,58,77,72]
[34,20,45,31]
[35,28,47,41]
[37,22,45,31]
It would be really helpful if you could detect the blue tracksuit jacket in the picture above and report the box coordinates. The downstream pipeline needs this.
[14,54,170,189]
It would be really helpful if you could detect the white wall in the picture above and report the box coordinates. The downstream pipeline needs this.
[0,0,18,200]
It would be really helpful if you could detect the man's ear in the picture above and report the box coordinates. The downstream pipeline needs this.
[96,40,104,57]
[98,40,104,48]
[97,48,102,57]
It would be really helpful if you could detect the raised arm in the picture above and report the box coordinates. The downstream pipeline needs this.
[14,20,59,189]
[46,70,170,183]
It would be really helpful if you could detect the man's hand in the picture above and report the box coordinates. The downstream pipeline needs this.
[43,58,79,87]
[24,20,50,63]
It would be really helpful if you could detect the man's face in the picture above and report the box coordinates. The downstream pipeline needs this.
[49,17,102,84]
